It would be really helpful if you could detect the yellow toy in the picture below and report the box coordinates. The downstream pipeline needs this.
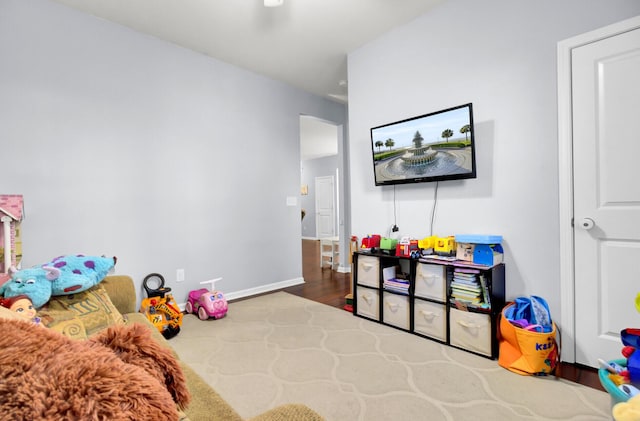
[434,236,456,256]
[613,394,640,421]
[139,273,183,339]
[418,235,456,256]
[418,236,436,250]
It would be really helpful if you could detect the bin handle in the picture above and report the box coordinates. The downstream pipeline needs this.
[458,320,479,330]
[420,310,437,321]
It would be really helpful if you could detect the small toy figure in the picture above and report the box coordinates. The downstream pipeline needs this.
[0,294,42,326]
[185,277,228,321]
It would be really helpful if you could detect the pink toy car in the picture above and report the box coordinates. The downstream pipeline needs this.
[185,278,228,321]
[186,289,228,320]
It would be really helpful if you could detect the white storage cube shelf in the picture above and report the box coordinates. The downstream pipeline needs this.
[414,299,446,341]
[355,286,379,320]
[415,263,446,301]
[382,292,410,330]
[356,255,379,287]
[352,252,505,359]
[449,308,492,356]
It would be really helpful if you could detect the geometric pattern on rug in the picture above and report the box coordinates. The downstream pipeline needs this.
[171,292,612,420]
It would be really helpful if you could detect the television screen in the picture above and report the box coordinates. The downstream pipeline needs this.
[370,103,476,186]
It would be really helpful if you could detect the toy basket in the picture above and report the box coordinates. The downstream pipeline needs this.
[599,358,629,408]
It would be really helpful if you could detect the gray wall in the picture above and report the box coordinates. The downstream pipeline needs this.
[0,0,346,304]
[347,0,640,325]
[300,155,339,239]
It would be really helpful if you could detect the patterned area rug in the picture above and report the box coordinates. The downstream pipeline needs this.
[171,292,611,420]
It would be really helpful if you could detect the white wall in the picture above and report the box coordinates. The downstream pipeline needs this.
[347,0,640,322]
[0,0,346,304]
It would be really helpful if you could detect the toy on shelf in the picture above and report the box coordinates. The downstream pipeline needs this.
[455,235,504,266]
[361,235,381,249]
[396,237,419,258]
[417,236,436,254]
[185,277,228,321]
[434,236,456,256]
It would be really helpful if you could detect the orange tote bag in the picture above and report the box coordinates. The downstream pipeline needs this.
[498,302,560,376]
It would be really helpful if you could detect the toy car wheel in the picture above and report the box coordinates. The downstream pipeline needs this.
[198,306,209,321]
[185,301,193,314]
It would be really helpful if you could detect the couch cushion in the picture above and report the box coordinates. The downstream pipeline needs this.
[38,284,125,339]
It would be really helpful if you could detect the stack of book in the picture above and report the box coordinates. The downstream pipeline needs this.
[383,278,410,295]
[450,268,490,307]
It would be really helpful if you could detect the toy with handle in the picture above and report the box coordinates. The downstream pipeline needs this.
[201,277,223,292]
[185,277,228,321]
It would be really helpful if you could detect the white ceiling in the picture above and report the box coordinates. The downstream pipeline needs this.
[49,0,443,103]
[300,116,338,161]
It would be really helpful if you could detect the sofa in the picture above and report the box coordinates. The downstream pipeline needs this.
[0,275,324,421]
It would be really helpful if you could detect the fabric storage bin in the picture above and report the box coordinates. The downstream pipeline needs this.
[382,292,410,330]
[449,308,492,356]
[357,255,379,288]
[356,287,380,320]
[413,299,446,341]
[415,263,446,301]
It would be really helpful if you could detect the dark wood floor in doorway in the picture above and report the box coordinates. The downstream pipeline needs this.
[286,239,604,392]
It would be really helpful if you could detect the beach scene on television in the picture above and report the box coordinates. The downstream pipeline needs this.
[371,105,475,184]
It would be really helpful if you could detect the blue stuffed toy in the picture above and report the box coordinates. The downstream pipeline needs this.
[0,255,116,308]
[0,266,61,308]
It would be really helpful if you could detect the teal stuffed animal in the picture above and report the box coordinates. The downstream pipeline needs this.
[46,255,116,296]
[0,255,116,308]
[0,266,61,308]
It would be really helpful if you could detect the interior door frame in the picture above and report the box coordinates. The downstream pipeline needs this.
[557,15,640,363]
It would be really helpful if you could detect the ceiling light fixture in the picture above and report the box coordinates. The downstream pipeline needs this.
[264,0,284,7]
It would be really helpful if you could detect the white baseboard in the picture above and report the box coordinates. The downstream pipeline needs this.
[177,277,305,311]
[224,277,305,301]
[337,265,351,274]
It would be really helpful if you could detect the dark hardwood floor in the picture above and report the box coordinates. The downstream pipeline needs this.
[285,239,604,392]
[283,238,352,309]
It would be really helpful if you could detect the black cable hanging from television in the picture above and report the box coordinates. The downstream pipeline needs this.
[429,181,439,236]
[392,185,399,233]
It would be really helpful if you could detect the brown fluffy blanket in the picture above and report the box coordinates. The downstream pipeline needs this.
[0,319,190,420]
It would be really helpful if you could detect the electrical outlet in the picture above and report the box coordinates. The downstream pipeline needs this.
[176,269,185,282]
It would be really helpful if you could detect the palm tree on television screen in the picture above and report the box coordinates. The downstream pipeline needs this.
[460,124,470,141]
[385,138,395,151]
[442,129,453,142]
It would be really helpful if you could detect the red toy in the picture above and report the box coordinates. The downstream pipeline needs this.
[185,278,228,321]
[361,235,381,249]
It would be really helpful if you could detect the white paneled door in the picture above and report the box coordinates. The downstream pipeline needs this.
[562,18,640,367]
[315,175,336,239]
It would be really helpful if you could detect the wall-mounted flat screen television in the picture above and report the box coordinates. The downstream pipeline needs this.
[370,103,476,186]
